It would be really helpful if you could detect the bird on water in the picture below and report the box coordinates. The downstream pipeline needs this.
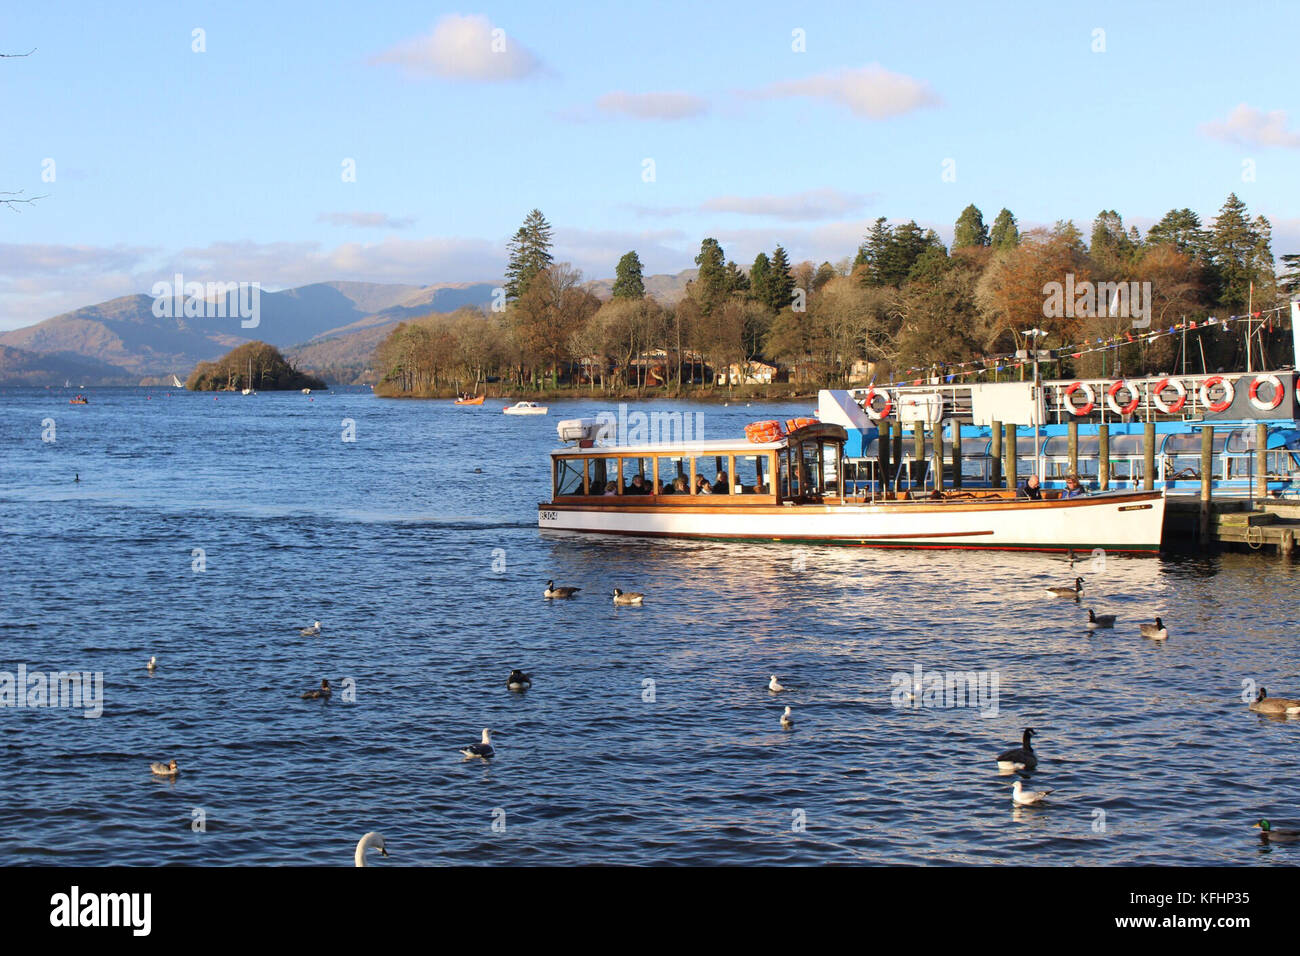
[1139,617,1168,641]
[768,675,786,692]
[460,729,495,760]
[355,831,388,866]
[613,588,644,605]
[1249,688,1300,715]
[302,679,332,700]
[1254,820,1300,844]
[1011,779,1053,806]
[1085,609,1116,629]
[996,728,1038,771]
[300,621,322,636]
[150,759,180,777]
[507,669,531,690]
[544,580,580,599]
[1045,577,1084,598]
[780,706,794,729]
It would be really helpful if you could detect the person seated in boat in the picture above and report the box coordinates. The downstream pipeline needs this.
[694,475,712,495]
[672,476,689,494]
[627,474,649,495]
[654,479,670,494]
[1062,474,1086,498]
[711,471,729,494]
[603,481,618,496]
[1020,474,1042,500]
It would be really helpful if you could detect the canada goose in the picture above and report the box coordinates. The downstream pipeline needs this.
[302,679,332,700]
[150,759,180,777]
[355,831,388,866]
[1045,577,1084,598]
[300,621,322,636]
[1085,609,1116,629]
[460,729,495,760]
[768,675,786,692]
[507,669,532,690]
[1139,617,1169,641]
[1011,779,1053,805]
[780,705,794,729]
[146,655,157,672]
[544,580,581,599]
[612,588,644,605]
[1254,819,1300,843]
[996,728,1037,771]
[1249,688,1300,715]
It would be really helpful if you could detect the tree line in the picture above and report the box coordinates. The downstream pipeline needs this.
[374,195,1294,396]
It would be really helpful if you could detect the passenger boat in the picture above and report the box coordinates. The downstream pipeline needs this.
[454,394,485,405]
[539,417,1165,552]
[504,401,548,416]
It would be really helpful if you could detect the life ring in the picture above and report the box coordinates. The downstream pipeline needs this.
[1151,377,1187,414]
[785,417,818,433]
[1199,375,1235,413]
[1106,380,1140,416]
[862,388,893,420]
[744,420,786,444]
[1249,374,1284,412]
[1061,381,1095,416]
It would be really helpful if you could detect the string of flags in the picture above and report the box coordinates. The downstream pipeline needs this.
[875,303,1293,389]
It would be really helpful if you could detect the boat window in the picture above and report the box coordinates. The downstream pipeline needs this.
[656,455,689,495]
[1224,428,1260,454]
[1165,456,1204,481]
[1111,435,1146,456]
[778,450,792,499]
[585,457,619,496]
[733,454,769,494]
[621,457,652,494]
[1161,432,1231,455]
[690,454,730,495]
[799,442,823,498]
[556,457,586,497]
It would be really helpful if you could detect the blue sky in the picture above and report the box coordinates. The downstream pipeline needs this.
[1,0,1297,329]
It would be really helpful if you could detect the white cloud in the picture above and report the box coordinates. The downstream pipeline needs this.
[744,64,940,119]
[1199,104,1300,149]
[317,212,416,229]
[701,188,875,221]
[594,91,708,120]
[370,14,541,81]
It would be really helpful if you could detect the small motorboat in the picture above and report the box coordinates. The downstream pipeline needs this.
[504,401,548,416]
[454,394,485,405]
[69,395,88,405]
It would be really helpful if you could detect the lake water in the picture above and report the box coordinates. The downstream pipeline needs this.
[1,386,1297,865]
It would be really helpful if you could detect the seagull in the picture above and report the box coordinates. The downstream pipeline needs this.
[507,669,532,691]
[1254,819,1300,843]
[1045,577,1084,598]
[302,679,332,700]
[146,655,157,672]
[150,759,180,777]
[544,580,581,599]
[768,675,786,692]
[780,705,794,729]
[300,621,322,636]
[1085,609,1116,629]
[996,728,1037,771]
[355,831,388,866]
[1011,779,1053,805]
[1249,688,1300,715]
[460,729,495,760]
[612,588,644,605]
[1139,617,1169,641]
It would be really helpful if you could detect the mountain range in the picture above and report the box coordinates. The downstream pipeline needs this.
[0,271,695,385]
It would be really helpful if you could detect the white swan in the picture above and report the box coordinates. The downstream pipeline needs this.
[355,831,387,866]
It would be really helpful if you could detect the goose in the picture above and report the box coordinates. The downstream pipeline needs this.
[355,831,388,866]
[507,669,532,691]
[612,588,644,606]
[1254,819,1300,844]
[1045,577,1084,598]
[150,759,180,777]
[1249,688,1300,715]
[300,621,322,636]
[544,580,581,599]
[768,675,786,693]
[1139,617,1168,641]
[146,655,157,672]
[780,705,794,729]
[996,728,1037,771]
[460,729,495,760]
[1085,609,1116,629]
[302,679,332,700]
[1011,779,1053,806]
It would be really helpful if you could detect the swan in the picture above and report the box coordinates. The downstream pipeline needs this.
[1085,609,1116,629]
[1249,688,1300,715]
[355,831,388,866]
[780,705,794,729]
[300,621,322,636]
[1139,617,1168,641]
[544,580,580,599]
[1045,577,1084,598]
[507,669,531,690]
[996,728,1037,771]
[302,679,332,700]
[768,675,786,692]
[460,729,495,760]
[613,588,644,605]
[1011,779,1052,805]
[150,759,179,777]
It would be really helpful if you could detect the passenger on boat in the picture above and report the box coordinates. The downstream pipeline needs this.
[711,471,729,494]
[628,475,649,495]
[695,475,712,495]
[603,481,618,496]
[672,476,689,494]
[654,479,669,494]
[1021,474,1042,500]
[1062,475,1086,498]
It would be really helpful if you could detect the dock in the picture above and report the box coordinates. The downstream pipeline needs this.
[1165,498,1300,554]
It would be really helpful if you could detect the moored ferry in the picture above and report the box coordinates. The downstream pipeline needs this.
[538,418,1166,553]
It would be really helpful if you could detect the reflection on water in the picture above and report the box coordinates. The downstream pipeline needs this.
[0,387,1298,865]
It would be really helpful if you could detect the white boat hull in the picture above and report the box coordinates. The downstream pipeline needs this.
[539,489,1165,553]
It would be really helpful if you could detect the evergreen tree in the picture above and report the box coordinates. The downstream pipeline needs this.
[766,244,796,312]
[1280,253,1300,296]
[612,250,645,299]
[1146,208,1208,259]
[858,217,893,285]
[953,204,989,248]
[989,208,1019,250]
[692,238,731,312]
[1209,193,1272,311]
[726,260,750,293]
[1090,210,1135,271]
[749,252,772,307]
[504,209,553,301]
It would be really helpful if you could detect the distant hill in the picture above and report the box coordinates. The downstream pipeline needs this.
[0,344,135,385]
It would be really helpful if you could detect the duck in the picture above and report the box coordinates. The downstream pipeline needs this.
[1045,577,1084,598]
[1085,609,1116,629]
[768,675,786,692]
[996,728,1037,771]
[1011,779,1053,806]
[780,705,794,729]
[300,621,322,636]
[146,655,157,672]
[507,669,532,691]
[1139,617,1168,641]
[302,679,332,700]
[150,759,180,777]
[1254,819,1300,843]
[544,580,581,599]
[1248,688,1300,715]
[460,729,495,760]
[612,588,644,606]
[354,831,388,866]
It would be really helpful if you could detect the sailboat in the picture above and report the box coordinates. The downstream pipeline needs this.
[241,357,255,395]
[171,374,184,389]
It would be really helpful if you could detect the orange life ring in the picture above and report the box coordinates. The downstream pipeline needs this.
[744,420,786,444]
[1199,375,1235,413]
[1061,381,1095,416]
[785,417,818,433]
[1151,377,1187,414]
[1249,374,1284,411]
[1106,379,1140,416]
[862,388,893,420]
